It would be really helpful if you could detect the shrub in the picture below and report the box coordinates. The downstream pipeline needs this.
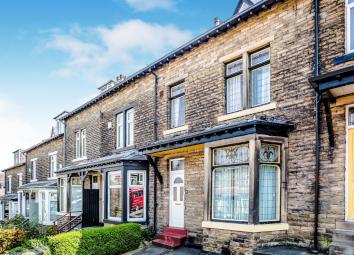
[49,223,142,255]
[0,228,26,253]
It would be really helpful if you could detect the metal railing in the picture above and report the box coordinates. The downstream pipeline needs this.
[53,211,82,235]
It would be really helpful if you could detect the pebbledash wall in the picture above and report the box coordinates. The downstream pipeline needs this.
[25,134,64,182]
[143,0,324,253]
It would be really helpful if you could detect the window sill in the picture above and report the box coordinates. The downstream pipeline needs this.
[163,125,189,136]
[335,52,354,65]
[218,102,277,122]
[72,157,87,162]
[202,221,289,233]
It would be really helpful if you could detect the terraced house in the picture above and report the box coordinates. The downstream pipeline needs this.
[50,0,354,253]
[3,0,354,254]
[0,113,65,225]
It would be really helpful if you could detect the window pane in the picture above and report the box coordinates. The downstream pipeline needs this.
[259,165,279,222]
[259,143,280,163]
[109,187,122,219]
[128,171,145,220]
[213,166,249,221]
[171,84,185,97]
[71,179,82,212]
[75,132,80,158]
[226,75,243,113]
[81,130,86,157]
[250,64,270,107]
[251,48,270,67]
[349,108,354,126]
[116,113,124,148]
[171,159,184,171]
[226,59,243,76]
[60,180,65,212]
[110,172,121,185]
[50,193,57,222]
[171,96,185,128]
[126,109,135,146]
[213,144,249,166]
[351,7,354,50]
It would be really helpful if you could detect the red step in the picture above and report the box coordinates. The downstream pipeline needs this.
[152,227,188,249]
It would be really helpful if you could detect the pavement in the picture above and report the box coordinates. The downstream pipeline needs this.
[133,245,212,255]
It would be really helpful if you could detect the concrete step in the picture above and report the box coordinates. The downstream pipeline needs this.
[333,230,354,243]
[336,221,354,231]
[330,241,354,255]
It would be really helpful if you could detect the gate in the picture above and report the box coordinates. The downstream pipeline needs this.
[82,189,99,228]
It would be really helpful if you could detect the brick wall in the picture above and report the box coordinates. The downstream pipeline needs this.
[25,135,64,182]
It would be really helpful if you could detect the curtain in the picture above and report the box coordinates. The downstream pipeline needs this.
[251,64,270,106]
[226,75,243,113]
[259,165,278,222]
[213,166,249,221]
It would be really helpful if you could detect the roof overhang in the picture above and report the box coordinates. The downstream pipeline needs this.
[57,152,147,175]
[18,180,57,190]
[310,65,354,98]
[0,194,18,201]
[139,119,294,156]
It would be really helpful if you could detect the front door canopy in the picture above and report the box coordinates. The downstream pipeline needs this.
[140,118,294,156]
[310,65,354,98]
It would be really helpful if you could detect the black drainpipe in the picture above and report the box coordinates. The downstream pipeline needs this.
[150,71,159,234]
[313,0,320,251]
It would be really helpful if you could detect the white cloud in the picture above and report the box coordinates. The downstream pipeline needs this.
[43,19,193,84]
[123,0,175,11]
[0,97,47,170]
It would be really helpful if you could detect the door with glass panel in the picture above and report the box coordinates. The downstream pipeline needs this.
[347,107,354,220]
[169,158,185,228]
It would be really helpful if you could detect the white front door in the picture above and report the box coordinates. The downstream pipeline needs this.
[169,158,185,228]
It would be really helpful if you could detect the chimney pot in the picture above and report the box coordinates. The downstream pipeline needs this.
[214,17,221,27]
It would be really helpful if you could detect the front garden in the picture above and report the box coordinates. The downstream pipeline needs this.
[0,215,145,255]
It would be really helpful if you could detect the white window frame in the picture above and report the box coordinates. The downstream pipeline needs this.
[126,109,135,147]
[30,158,38,182]
[49,152,58,178]
[75,129,87,160]
[107,171,122,221]
[7,175,12,193]
[127,170,146,222]
[347,0,354,53]
[170,83,186,129]
[116,113,124,149]
[59,179,66,212]
[17,173,23,187]
[49,191,57,223]
[116,108,135,149]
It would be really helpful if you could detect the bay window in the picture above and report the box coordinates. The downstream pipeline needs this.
[170,83,185,129]
[71,178,82,212]
[347,0,354,53]
[108,171,123,221]
[116,108,135,149]
[211,140,282,225]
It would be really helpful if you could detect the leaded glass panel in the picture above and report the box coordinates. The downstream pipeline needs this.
[213,144,249,166]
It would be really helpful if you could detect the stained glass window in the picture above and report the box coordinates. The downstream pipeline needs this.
[213,144,249,166]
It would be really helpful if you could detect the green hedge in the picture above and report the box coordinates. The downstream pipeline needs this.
[48,223,142,255]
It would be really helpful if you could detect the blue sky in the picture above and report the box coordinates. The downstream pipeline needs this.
[0,0,238,169]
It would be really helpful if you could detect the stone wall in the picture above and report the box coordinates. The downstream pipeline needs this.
[4,164,26,194]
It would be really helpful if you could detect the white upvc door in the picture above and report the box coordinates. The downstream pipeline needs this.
[169,158,185,228]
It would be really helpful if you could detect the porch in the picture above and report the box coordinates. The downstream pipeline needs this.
[55,151,148,233]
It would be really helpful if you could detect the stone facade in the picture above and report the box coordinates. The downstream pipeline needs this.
[3,164,26,194]
[25,134,64,182]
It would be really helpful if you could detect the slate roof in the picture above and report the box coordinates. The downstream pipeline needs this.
[57,150,147,174]
[63,0,280,120]
[24,133,64,153]
[0,193,18,201]
[18,180,57,190]
[140,117,295,154]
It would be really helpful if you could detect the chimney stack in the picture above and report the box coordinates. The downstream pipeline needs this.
[117,74,126,83]
[214,17,221,27]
